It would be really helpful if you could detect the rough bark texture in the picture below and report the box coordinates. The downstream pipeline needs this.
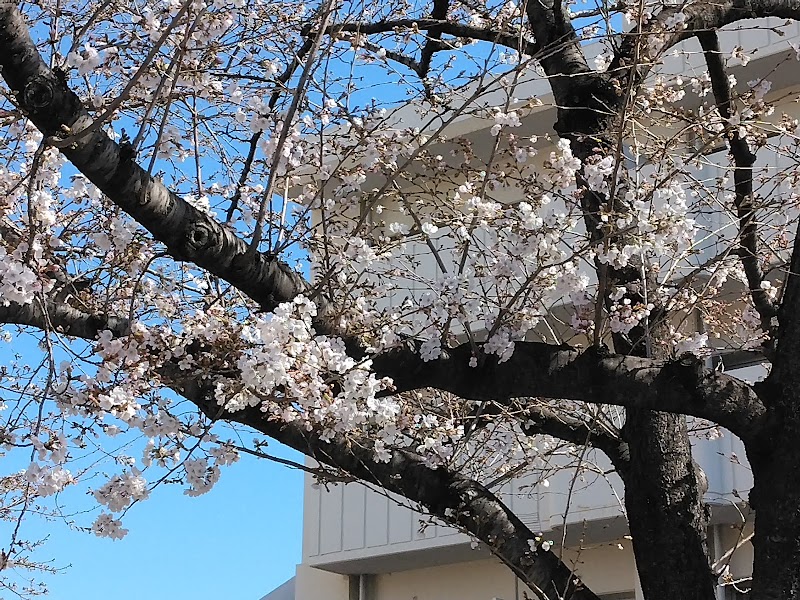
[378,343,767,441]
[747,420,800,600]
[744,221,800,600]
[620,410,717,600]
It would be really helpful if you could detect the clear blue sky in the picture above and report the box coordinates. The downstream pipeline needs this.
[1,331,303,600]
[6,435,304,600]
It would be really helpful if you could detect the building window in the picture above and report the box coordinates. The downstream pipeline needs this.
[348,575,374,600]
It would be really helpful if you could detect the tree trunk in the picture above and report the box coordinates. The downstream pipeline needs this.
[747,382,800,600]
[616,330,715,600]
[620,409,716,600]
[565,112,716,600]
[748,445,800,599]
[746,242,800,600]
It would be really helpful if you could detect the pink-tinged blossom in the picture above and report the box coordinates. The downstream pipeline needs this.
[547,139,581,189]
[490,110,521,136]
[0,248,39,306]
[373,440,392,463]
[93,470,149,512]
[673,332,709,357]
[24,463,74,497]
[91,513,128,540]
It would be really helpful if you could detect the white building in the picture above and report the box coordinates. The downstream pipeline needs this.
[263,19,800,600]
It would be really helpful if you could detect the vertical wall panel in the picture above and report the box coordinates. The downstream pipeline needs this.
[319,483,344,554]
[303,475,321,558]
[388,500,413,544]
[510,477,539,528]
[343,483,367,551]
[365,489,390,547]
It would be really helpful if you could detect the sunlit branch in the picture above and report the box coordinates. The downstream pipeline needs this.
[0,0,316,315]
[304,18,539,60]
[0,297,130,339]
[249,0,337,253]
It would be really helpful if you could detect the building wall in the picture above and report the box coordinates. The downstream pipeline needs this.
[294,525,757,600]
[301,428,753,572]
[294,564,349,600]
[373,558,521,600]
[293,544,642,600]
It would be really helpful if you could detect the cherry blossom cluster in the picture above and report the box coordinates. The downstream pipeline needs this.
[1,0,799,584]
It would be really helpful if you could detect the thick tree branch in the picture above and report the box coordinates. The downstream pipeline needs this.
[0,0,310,314]
[698,31,778,336]
[612,0,800,77]
[375,344,767,442]
[524,0,585,76]
[682,0,800,28]
[419,0,452,76]
[522,0,615,137]
[517,0,620,151]
[772,217,800,380]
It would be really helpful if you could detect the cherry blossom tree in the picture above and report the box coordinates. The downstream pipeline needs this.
[1,0,800,598]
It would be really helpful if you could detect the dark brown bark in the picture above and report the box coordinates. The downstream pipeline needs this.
[378,343,767,442]
[747,422,800,600]
[518,403,627,466]
[620,410,717,600]
[309,18,539,61]
[697,32,800,598]
[698,31,777,331]
[745,219,800,599]
[3,300,767,443]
